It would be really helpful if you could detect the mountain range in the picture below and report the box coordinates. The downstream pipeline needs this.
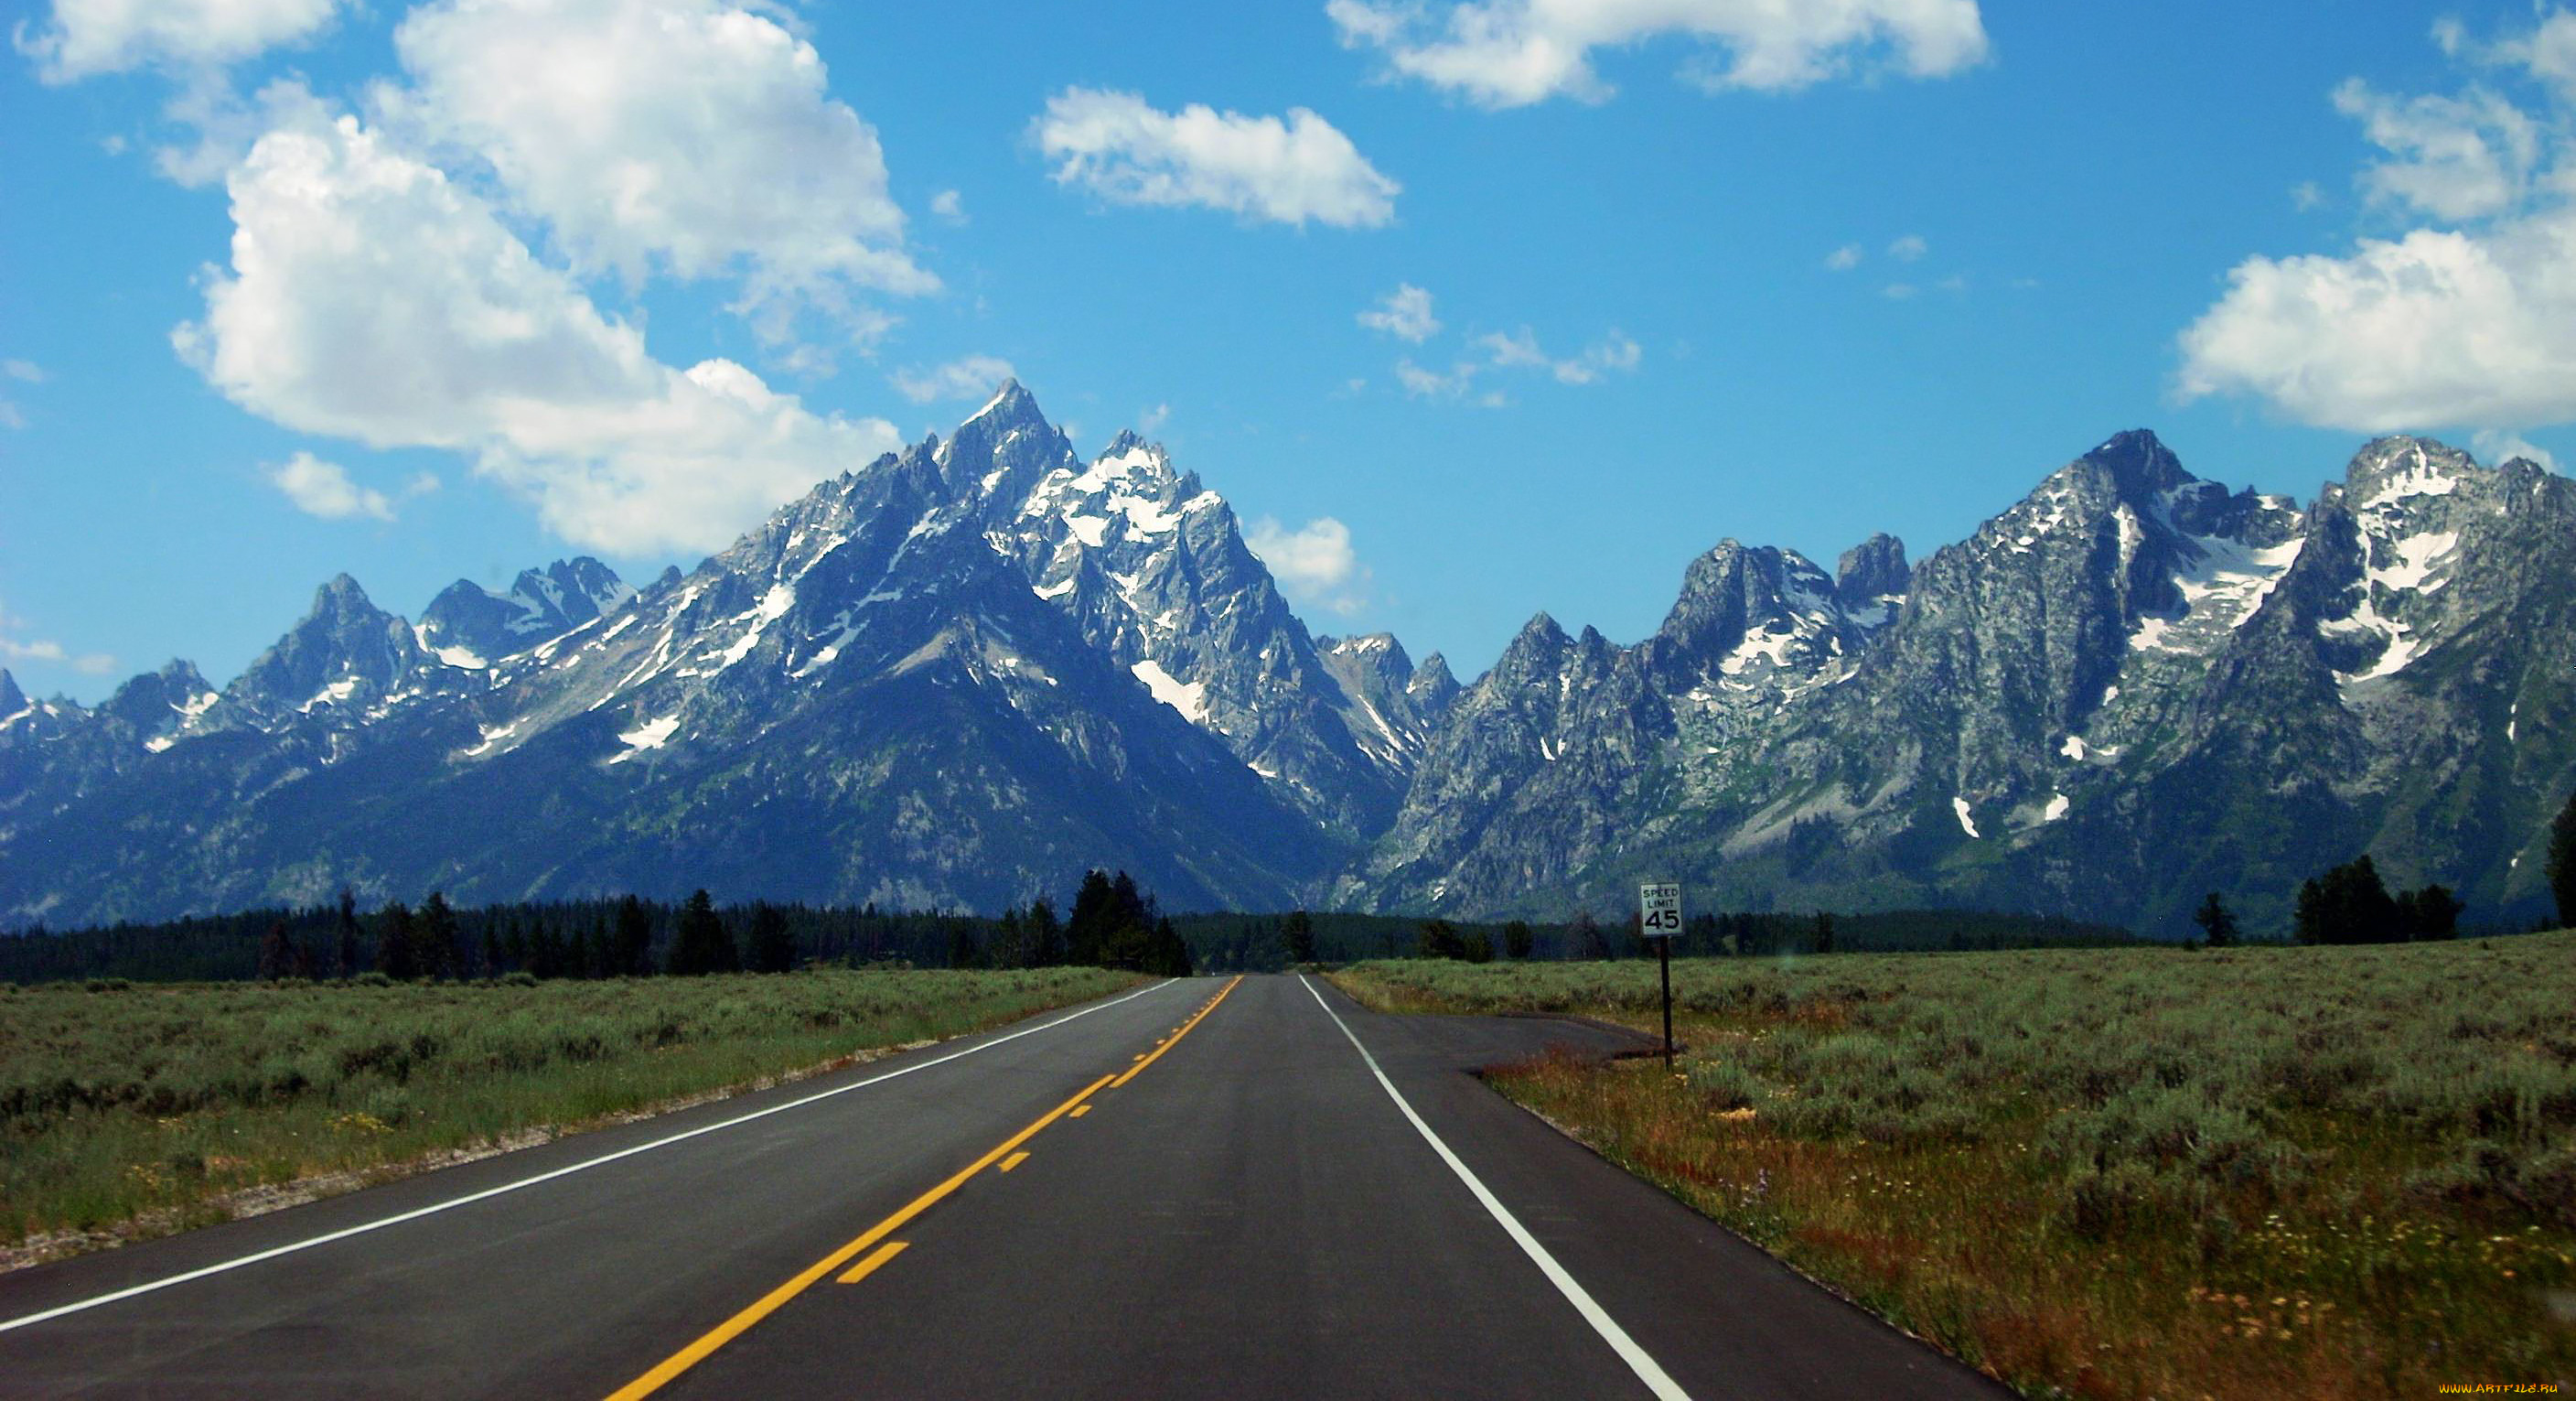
[5,384,2568,936]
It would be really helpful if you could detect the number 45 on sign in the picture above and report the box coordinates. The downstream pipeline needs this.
[1638,882,1681,1067]
[1639,883,1681,935]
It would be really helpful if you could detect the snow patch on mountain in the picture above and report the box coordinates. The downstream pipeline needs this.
[612,715,680,761]
[1131,659,1208,723]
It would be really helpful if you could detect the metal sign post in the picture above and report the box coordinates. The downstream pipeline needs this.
[1639,883,1680,1069]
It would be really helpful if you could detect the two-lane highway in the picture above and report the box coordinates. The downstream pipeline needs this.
[0,975,2005,1398]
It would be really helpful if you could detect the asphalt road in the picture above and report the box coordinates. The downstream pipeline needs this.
[0,974,2009,1399]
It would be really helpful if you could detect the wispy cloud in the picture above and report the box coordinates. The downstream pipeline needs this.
[1887,232,1928,262]
[890,355,1018,404]
[1358,284,1441,341]
[1032,87,1399,228]
[1326,0,1989,107]
[0,599,115,676]
[1824,243,1862,271]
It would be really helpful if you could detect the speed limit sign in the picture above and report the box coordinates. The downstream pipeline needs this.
[1639,882,1681,937]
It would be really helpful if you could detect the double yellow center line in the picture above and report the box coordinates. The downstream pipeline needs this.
[605,975,1242,1400]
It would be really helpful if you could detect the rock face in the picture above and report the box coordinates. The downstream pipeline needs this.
[1,412,2567,936]
[1345,431,2575,933]
[0,384,1376,922]
[419,559,634,670]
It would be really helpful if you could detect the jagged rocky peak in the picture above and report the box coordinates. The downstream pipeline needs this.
[1407,652,1460,716]
[0,669,28,719]
[2076,428,2194,502]
[1835,533,1909,609]
[226,574,426,717]
[421,557,633,666]
[939,377,1080,504]
[1656,540,1831,652]
[99,660,216,733]
[1321,632,1414,700]
[2336,435,2482,509]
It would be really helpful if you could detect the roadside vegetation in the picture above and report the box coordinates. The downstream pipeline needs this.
[1336,932,2576,1400]
[0,965,1139,1263]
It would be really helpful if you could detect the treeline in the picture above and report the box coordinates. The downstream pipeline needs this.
[1175,906,2138,970]
[0,869,1192,985]
[2288,856,2465,945]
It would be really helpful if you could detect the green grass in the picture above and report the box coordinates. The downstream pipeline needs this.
[1336,935,2576,1400]
[0,966,1141,1260]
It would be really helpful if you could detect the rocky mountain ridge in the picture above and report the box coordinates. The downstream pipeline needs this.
[3,395,2567,936]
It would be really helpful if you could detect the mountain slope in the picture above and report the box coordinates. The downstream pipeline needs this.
[3,417,2565,937]
[0,395,1349,923]
[1346,433,2574,933]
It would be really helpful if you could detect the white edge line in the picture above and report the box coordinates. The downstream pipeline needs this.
[0,977,1179,1335]
[1300,975,1692,1401]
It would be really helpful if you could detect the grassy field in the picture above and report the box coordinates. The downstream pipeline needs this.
[0,966,1140,1262]
[1336,935,2576,1400]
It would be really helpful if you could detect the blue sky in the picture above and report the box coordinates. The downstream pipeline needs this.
[7,0,2574,703]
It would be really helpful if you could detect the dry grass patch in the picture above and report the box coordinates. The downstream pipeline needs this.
[1335,936,2576,1399]
[1,966,1141,1262]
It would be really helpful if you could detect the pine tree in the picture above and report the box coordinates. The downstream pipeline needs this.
[530,920,564,979]
[377,901,418,980]
[1503,920,1534,960]
[478,921,501,979]
[1813,911,1836,955]
[670,889,735,975]
[2551,787,2576,930]
[1281,909,1317,965]
[416,893,460,978]
[2294,877,2326,945]
[614,895,654,977]
[1463,929,1495,964]
[1570,911,1608,961]
[258,919,293,980]
[946,920,981,970]
[2398,884,2463,941]
[1026,897,1066,966]
[1416,919,1465,959]
[1145,917,1193,977]
[990,907,1026,970]
[334,887,361,978]
[1066,870,1115,966]
[2193,892,2239,948]
[746,902,797,973]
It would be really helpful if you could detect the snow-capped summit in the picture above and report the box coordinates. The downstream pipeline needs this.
[418,558,634,672]
[223,575,436,726]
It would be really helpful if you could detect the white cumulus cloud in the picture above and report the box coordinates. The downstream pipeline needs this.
[890,355,1017,404]
[929,189,966,224]
[2332,78,2541,221]
[267,451,397,521]
[1326,0,1988,107]
[387,0,934,345]
[1245,515,1371,614]
[173,101,899,556]
[16,0,343,81]
[1033,87,1400,229]
[1358,283,1441,341]
[1824,242,1862,270]
[2179,13,2576,439]
[1887,232,1928,261]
